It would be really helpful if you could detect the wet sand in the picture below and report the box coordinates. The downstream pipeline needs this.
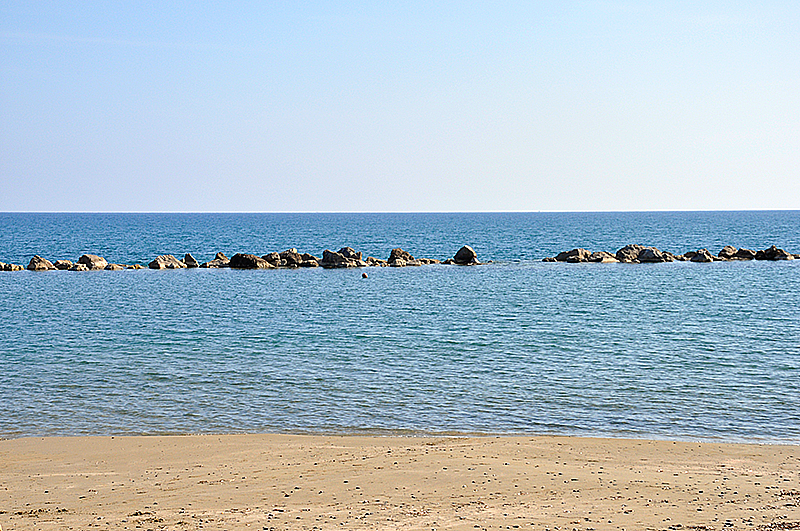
[1,434,798,530]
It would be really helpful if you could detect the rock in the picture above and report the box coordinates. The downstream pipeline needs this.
[442,258,456,265]
[362,272,368,278]
[298,259,319,268]
[588,251,618,263]
[555,248,591,262]
[718,246,738,260]
[184,253,199,268]
[78,254,108,270]
[279,249,303,267]
[734,248,756,260]
[690,249,715,262]
[69,263,90,271]
[319,249,366,268]
[128,264,145,270]
[638,247,673,263]
[229,253,273,269]
[201,252,231,268]
[417,258,441,265]
[542,257,557,262]
[5,263,24,271]
[27,255,56,271]
[366,256,388,267]
[53,260,73,270]
[615,244,646,263]
[338,247,362,261]
[262,252,281,266]
[149,255,187,269]
[453,245,479,265]
[388,248,414,264]
[755,245,794,261]
[301,253,319,262]
[104,264,125,271]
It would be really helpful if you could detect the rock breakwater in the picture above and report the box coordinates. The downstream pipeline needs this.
[544,244,799,263]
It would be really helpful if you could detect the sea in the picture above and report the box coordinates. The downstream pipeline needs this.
[0,211,798,443]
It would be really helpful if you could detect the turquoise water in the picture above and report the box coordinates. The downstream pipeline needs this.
[1,212,798,442]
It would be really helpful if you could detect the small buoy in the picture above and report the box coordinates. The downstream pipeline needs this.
[362,272,368,278]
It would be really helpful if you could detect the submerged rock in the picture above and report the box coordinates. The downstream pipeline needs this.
[149,255,187,269]
[104,263,125,271]
[27,255,56,271]
[453,245,479,265]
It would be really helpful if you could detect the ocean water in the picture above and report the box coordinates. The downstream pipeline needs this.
[0,211,798,443]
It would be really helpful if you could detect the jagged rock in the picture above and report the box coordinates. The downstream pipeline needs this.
[53,260,73,270]
[588,251,618,263]
[201,252,230,268]
[442,258,456,265]
[718,246,738,260]
[615,245,646,263]
[298,259,319,268]
[5,263,24,271]
[734,248,756,260]
[27,255,56,271]
[149,255,187,269]
[229,253,273,269]
[104,264,125,271]
[301,253,319,262]
[755,245,794,261]
[690,249,715,263]
[78,254,108,270]
[69,263,90,271]
[453,245,479,265]
[388,248,414,263]
[183,253,199,268]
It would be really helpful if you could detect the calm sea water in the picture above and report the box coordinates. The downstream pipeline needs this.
[1,212,798,443]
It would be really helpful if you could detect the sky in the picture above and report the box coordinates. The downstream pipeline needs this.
[1,1,798,212]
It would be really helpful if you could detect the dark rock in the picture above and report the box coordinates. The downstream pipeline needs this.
[388,248,414,264]
[301,253,319,262]
[184,253,199,268]
[690,249,715,263]
[27,255,56,271]
[69,263,90,271]
[53,260,73,270]
[279,248,303,266]
[338,247,363,261]
[555,248,591,262]
[149,255,187,269]
[298,259,319,268]
[453,245,479,265]
[542,257,557,262]
[78,254,108,270]
[734,248,756,260]
[442,258,456,265]
[718,246,738,260]
[756,245,793,261]
[616,244,646,263]
[5,263,24,271]
[262,252,281,265]
[229,253,273,269]
[638,247,673,263]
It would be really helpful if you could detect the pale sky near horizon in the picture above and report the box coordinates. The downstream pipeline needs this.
[1,1,798,212]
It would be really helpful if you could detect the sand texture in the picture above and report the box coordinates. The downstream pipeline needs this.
[1,434,798,530]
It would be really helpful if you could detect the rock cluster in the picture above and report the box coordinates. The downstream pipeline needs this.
[545,244,799,263]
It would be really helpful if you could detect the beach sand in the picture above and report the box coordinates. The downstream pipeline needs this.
[1,434,798,530]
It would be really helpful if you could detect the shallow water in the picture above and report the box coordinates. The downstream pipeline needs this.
[1,212,798,442]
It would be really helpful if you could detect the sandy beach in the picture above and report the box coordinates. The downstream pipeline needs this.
[1,434,798,530]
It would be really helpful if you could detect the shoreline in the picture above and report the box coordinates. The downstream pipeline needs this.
[2,433,798,530]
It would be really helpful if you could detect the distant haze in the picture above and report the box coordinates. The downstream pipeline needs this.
[1,2,798,212]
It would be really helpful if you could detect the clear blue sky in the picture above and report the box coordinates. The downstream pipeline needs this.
[1,1,798,212]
